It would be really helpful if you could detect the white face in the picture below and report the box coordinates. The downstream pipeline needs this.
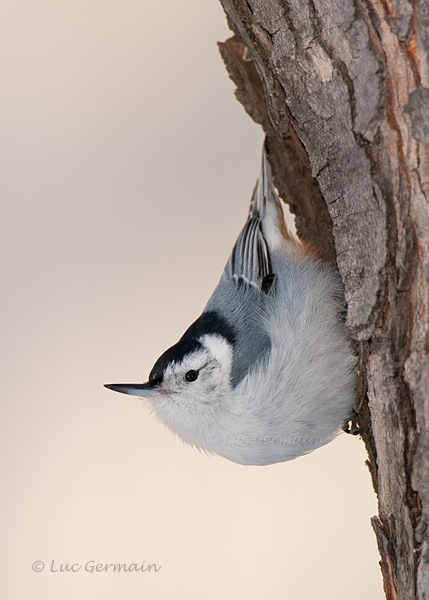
[145,334,234,446]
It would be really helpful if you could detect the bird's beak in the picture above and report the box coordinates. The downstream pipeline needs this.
[104,382,159,397]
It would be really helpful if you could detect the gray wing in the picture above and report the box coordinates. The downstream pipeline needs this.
[225,184,272,289]
[206,148,277,387]
[223,175,274,292]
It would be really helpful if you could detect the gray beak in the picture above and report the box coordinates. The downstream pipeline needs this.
[104,382,159,397]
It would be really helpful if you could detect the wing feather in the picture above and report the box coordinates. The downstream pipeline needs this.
[225,150,278,290]
[230,216,271,288]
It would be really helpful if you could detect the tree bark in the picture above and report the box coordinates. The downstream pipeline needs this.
[217,1,429,598]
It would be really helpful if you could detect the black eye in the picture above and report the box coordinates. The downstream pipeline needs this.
[185,369,199,382]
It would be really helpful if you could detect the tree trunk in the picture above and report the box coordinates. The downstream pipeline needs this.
[217,1,429,598]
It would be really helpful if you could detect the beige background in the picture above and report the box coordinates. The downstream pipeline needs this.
[1,1,384,598]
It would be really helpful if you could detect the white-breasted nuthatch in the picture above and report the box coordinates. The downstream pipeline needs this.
[105,145,357,465]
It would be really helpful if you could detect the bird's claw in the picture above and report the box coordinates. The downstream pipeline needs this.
[342,410,361,435]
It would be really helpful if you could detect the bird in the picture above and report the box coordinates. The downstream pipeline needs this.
[105,144,358,466]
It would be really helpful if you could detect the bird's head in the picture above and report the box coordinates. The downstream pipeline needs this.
[105,312,236,447]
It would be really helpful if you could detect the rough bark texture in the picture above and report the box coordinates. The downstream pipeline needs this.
[217,1,429,599]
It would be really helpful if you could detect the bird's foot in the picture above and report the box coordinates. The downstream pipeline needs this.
[342,410,361,435]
